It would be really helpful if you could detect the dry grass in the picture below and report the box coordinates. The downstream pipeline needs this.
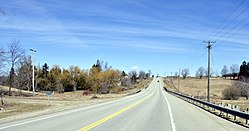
[0,102,46,118]
[168,78,232,99]
[0,79,152,120]
[164,77,249,111]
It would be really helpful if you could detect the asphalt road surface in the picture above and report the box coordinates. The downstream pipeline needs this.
[0,78,248,131]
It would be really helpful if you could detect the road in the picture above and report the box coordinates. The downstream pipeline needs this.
[0,78,248,131]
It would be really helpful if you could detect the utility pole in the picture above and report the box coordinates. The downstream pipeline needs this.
[178,69,181,92]
[203,41,215,102]
[30,49,36,97]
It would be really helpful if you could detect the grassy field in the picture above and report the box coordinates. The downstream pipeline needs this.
[164,77,249,111]
[0,79,151,120]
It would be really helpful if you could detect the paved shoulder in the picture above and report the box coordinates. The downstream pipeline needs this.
[162,89,248,131]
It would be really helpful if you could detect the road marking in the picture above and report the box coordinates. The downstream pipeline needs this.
[162,91,176,131]
[78,97,148,131]
[0,106,94,130]
[0,90,151,130]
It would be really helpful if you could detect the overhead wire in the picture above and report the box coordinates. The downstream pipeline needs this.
[183,43,205,67]
[215,14,249,42]
[210,1,249,76]
[210,5,249,41]
[213,19,249,48]
[211,52,216,75]
[205,0,246,41]
[183,0,248,72]
[185,0,246,71]
[188,48,206,69]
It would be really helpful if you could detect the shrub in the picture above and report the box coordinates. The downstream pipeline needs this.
[222,87,240,100]
[121,78,133,87]
[232,81,249,99]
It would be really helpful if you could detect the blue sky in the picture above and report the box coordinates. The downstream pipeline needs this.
[1,0,249,76]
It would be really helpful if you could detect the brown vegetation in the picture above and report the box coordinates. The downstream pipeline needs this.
[222,86,240,100]
[0,78,151,120]
[164,77,249,111]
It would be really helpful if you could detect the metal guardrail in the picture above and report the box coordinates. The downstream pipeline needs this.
[164,87,249,124]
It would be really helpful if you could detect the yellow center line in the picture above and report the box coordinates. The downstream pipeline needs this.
[78,96,149,131]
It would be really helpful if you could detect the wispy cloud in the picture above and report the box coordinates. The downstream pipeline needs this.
[2,0,221,53]
[2,0,249,70]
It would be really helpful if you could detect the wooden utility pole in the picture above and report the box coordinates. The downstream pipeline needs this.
[203,40,215,102]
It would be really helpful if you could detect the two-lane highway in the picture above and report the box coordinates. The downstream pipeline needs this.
[0,78,248,131]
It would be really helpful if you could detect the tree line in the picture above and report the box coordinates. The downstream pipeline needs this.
[0,41,152,96]
[173,62,249,100]
[170,64,239,79]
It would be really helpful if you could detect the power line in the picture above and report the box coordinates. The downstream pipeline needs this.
[184,0,242,69]
[188,49,206,69]
[210,5,249,40]
[183,43,206,67]
[213,19,249,48]
[185,0,247,72]
[215,14,249,42]
[205,0,246,40]
[211,52,216,73]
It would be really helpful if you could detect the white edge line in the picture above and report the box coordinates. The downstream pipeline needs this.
[162,89,177,131]
[0,83,154,130]
[0,99,124,130]
[0,79,156,130]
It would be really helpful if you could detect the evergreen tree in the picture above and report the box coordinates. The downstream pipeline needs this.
[239,61,248,78]
[42,63,49,77]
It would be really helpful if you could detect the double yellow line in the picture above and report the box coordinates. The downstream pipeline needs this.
[78,97,148,131]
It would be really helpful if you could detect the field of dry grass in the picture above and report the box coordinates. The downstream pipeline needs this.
[164,77,249,111]
[0,79,151,120]
[166,78,232,99]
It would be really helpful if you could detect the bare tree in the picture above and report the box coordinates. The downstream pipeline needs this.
[129,71,137,83]
[221,65,229,79]
[174,71,178,78]
[0,47,5,76]
[181,68,189,79]
[230,64,239,79]
[16,56,32,94]
[139,70,146,79]
[7,40,25,95]
[196,67,205,79]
